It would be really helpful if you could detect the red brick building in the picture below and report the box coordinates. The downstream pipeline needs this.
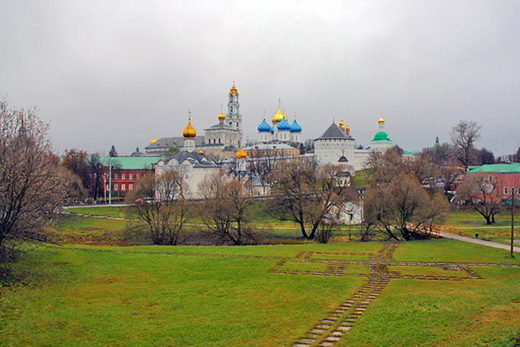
[98,157,161,199]
[464,163,520,202]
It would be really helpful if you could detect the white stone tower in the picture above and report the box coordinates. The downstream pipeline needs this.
[226,82,243,146]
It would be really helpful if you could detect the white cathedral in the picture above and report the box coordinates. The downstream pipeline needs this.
[140,82,397,173]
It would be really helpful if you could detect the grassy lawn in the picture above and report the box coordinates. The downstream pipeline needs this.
[1,240,519,346]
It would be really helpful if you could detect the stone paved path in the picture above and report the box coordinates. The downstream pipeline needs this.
[282,242,519,347]
[45,243,519,347]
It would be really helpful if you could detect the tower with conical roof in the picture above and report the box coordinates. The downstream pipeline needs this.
[226,82,243,146]
[433,135,441,152]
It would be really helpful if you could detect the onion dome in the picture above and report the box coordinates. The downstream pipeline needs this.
[378,116,385,125]
[218,110,226,122]
[183,118,197,139]
[149,134,157,145]
[372,131,392,142]
[230,82,238,95]
[346,124,350,132]
[258,117,272,133]
[272,106,285,124]
[236,146,247,160]
[199,149,204,155]
[277,116,291,131]
[339,117,345,131]
[290,117,302,133]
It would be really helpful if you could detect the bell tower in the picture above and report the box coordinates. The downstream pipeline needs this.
[226,81,243,146]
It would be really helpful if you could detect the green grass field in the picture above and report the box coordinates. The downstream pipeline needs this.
[1,239,520,347]
[10,206,516,346]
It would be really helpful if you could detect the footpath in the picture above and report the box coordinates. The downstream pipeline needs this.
[440,232,520,253]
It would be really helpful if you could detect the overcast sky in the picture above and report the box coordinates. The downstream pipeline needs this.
[1,0,519,157]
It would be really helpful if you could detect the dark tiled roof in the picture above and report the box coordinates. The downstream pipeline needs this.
[315,122,354,140]
[162,151,217,167]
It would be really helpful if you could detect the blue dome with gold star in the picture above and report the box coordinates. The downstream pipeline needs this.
[290,119,302,133]
[277,117,291,131]
[258,117,272,133]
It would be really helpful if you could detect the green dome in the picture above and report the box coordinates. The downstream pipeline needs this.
[371,131,392,142]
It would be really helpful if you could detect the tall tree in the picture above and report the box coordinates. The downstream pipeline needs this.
[198,171,256,245]
[364,175,448,241]
[421,143,465,202]
[364,146,449,240]
[267,157,354,240]
[60,148,90,197]
[109,145,118,157]
[0,100,71,257]
[126,171,190,245]
[450,120,481,170]
[478,147,495,165]
[88,153,104,200]
[455,173,502,224]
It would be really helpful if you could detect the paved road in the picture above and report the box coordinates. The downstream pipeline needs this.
[440,232,520,253]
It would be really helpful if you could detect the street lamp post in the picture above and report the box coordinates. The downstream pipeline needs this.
[511,187,515,258]
[103,173,107,204]
[108,156,112,205]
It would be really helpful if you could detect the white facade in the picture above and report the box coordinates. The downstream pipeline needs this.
[155,152,219,198]
[314,122,356,166]
[314,118,396,171]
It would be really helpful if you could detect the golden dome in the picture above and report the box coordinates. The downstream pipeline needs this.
[272,106,285,124]
[149,134,157,145]
[183,118,197,139]
[230,82,238,95]
[199,150,204,155]
[339,117,345,131]
[378,117,385,125]
[218,110,226,121]
[346,124,350,131]
[236,146,247,160]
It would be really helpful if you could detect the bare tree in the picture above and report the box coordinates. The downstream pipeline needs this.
[364,175,448,241]
[247,149,279,195]
[0,100,71,258]
[267,157,354,240]
[109,145,118,157]
[450,120,481,170]
[455,173,502,224]
[420,143,465,201]
[60,148,90,199]
[88,153,104,201]
[198,171,257,245]
[478,147,495,165]
[364,147,449,240]
[126,170,190,245]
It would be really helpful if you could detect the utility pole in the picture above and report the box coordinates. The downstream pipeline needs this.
[108,156,112,205]
[511,187,515,257]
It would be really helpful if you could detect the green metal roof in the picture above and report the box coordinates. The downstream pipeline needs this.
[98,157,163,170]
[371,131,392,143]
[468,163,520,174]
